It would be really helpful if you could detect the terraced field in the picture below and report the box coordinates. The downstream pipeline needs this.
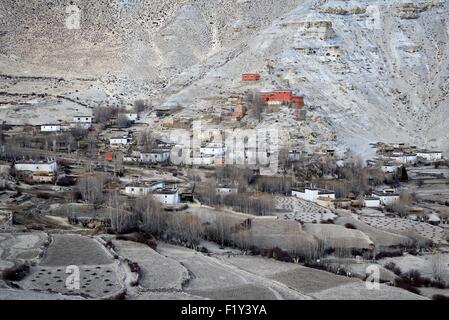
[360,216,448,245]
[274,196,336,223]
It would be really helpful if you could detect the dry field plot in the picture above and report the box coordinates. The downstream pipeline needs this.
[274,196,336,222]
[157,243,311,300]
[41,234,113,266]
[20,264,122,299]
[335,216,412,248]
[312,282,427,300]
[19,234,124,299]
[360,216,448,245]
[248,219,317,251]
[303,223,374,249]
[268,266,359,294]
[0,288,84,300]
[0,232,47,271]
[381,253,449,284]
[112,240,189,291]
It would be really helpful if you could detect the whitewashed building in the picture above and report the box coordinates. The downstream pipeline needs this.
[192,155,215,166]
[416,151,443,162]
[288,150,302,162]
[200,143,226,157]
[14,158,58,173]
[292,188,335,202]
[41,124,61,132]
[381,163,399,173]
[125,113,139,122]
[364,197,381,208]
[372,190,400,205]
[72,116,94,129]
[110,137,129,147]
[140,150,171,164]
[124,181,165,197]
[153,188,180,205]
[216,186,238,194]
[389,153,417,165]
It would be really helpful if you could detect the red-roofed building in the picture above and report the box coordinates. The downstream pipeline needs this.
[242,73,260,81]
[291,96,305,108]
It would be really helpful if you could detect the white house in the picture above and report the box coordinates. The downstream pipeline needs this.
[372,190,400,205]
[216,186,238,194]
[72,116,94,129]
[110,137,129,147]
[416,151,443,162]
[125,113,139,122]
[389,153,417,165]
[124,181,165,197]
[14,157,58,173]
[200,143,226,157]
[292,187,335,202]
[364,197,381,208]
[288,150,302,162]
[140,150,171,164]
[153,188,180,205]
[41,124,61,132]
[192,155,215,166]
[381,163,399,173]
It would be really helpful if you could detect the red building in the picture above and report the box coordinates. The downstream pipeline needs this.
[291,96,305,108]
[104,153,114,161]
[259,90,305,108]
[232,96,245,119]
[242,73,260,81]
[260,90,293,103]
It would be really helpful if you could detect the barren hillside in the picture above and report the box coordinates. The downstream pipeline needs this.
[1,0,448,154]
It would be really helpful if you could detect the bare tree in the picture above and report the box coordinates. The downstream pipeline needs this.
[77,174,107,207]
[139,130,157,152]
[166,214,203,248]
[108,190,138,233]
[117,114,131,128]
[131,194,165,236]
[430,254,446,283]
[134,100,148,113]
[93,106,116,124]
[247,90,264,122]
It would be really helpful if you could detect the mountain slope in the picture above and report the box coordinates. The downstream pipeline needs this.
[1,0,448,154]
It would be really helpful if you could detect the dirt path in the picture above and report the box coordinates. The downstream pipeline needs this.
[157,243,313,300]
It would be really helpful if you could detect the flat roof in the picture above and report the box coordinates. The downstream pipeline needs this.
[372,191,400,196]
[153,188,178,195]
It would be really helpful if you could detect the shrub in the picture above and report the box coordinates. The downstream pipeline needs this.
[2,264,30,281]
[37,192,51,199]
[116,232,157,250]
[264,247,293,263]
[128,262,140,273]
[375,250,403,260]
[57,176,76,186]
[430,279,448,289]
[249,245,261,256]
[105,240,115,251]
[395,278,421,295]
[384,262,402,276]
[344,223,356,229]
